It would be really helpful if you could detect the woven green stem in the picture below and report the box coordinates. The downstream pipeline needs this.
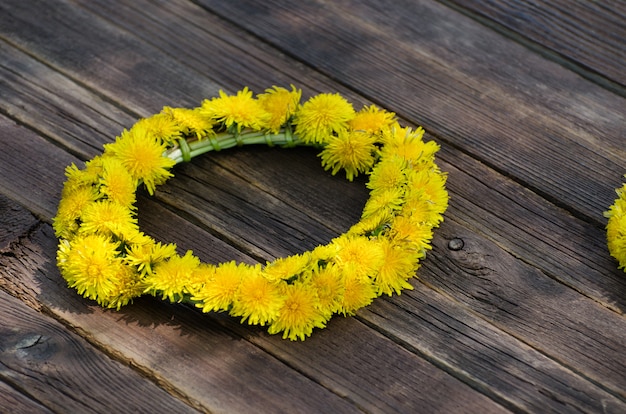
[165,127,307,165]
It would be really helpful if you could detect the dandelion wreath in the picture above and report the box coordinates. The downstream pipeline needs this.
[605,176,626,270]
[53,85,449,340]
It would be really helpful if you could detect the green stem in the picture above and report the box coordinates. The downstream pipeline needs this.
[164,127,309,165]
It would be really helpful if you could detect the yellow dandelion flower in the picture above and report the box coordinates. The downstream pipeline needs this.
[349,105,396,134]
[408,169,449,218]
[124,238,178,275]
[61,161,100,195]
[401,194,439,226]
[367,155,408,194]
[53,186,99,238]
[390,215,433,252]
[382,126,436,162]
[294,93,355,144]
[310,243,340,264]
[339,273,377,316]
[99,157,137,207]
[361,187,404,219]
[257,85,302,133]
[105,128,175,195]
[193,261,247,313]
[57,234,125,303]
[347,211,392,237]
[375,239,418,296]
[309,264,344,316]
[146,250,200,302]
[185,263,215,295]
[268,282,327,341]
[133,113,181,145]
[200,87,269,132]
[80,201,137,239]
[263,252,311,282]
[100,265,146,310]
[231,269,284,326]
[162,106,215,139]
[319,130,378,181]
[606,184,626,268]
[333,235,384,280]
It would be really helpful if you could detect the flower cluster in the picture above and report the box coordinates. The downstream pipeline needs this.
[53,85,449,340]
[605,177,626,271]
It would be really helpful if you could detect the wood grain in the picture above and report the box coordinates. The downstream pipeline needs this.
[0,39,134,157]
[424,220,626,398]
[0,380,54,414]
[0,221,508,413]
[1,0,625,412]
[0,291,199,413]
[445,0,626,88]
[3,0,618,311]
[193,0,626,223]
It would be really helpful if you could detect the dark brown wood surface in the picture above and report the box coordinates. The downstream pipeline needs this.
[1,0,624,412]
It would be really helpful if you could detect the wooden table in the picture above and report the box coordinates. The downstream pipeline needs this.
[1,1,625,412]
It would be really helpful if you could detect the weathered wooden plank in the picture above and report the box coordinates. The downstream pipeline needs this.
[438,144,626,312]
[72,0,348,96]
[193,0,626,223]
[421,219,626,400]
[360,287,626,414]
[0,116,74,220]
[0,380,54,414]
[0,38,134,156]
[0,222,509,413]
[445,0,626,88]
[0,289,199,413]
[0,0,218,116]
[1,2,624,410]
[0,193,38,251]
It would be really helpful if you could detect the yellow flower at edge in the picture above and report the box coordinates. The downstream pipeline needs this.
[257,85,302,133]
[309,264,344,316]
[268,282,327,341]
[193,261,248,313]
[79,200,138,239]
[333,235,384,280]
[200,87,269,132]
[339,273,377,315]
[375,239,419,296]
[367,155,408,194]
[605,182,626,269]
[231,268,284,326]
[294,92,355,144]
[105,127,175,195]
[133,113,181,146]
[53,185,99,239]
[145,250,200,302]
[99,157,137,207]
[161,106,215,139]
[349,105,396,134]
[124,238,178,275]
[263,252,312,282]
[319,129,378,181]
[57,234,126,304]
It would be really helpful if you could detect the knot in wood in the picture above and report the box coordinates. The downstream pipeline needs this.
[448,237,464,251]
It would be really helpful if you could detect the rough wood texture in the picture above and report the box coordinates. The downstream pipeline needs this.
[1,0,625,412]
[445,0,626,88]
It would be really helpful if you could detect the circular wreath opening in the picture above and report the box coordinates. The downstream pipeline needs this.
[53,85,449,341]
